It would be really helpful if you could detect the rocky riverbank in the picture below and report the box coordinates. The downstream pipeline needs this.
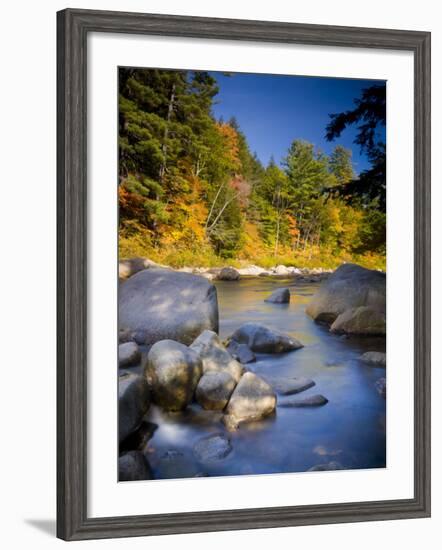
[118,261,386,481]
[119,257,334,283]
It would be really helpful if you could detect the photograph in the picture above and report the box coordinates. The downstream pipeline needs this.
[117,67,387,482]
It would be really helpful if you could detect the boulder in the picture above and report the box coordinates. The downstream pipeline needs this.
[119,268,219,346]
[278,394,328,408]
[195,371,237,410]
[360,351,386,367]
[260,375,315,396]
[237,265,268,276]
[191,330,244,382]
[230,322,303,353]
[118,257,160,280]
[119,451,152,481]
[193,434,232,462]
[265,287,291,304]
[118,341,141,368]
[375,377,386,398]
[224,372,276,430]
[330,306,386,335]
[306,263,386,325]
[217,267,240,281]
[273,265,290,276]
[226,340,256,364]
[145,340,202,411]
[119,372,150,443]
[308,461,343,472]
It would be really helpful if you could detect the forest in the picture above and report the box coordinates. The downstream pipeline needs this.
[118,68,386,270]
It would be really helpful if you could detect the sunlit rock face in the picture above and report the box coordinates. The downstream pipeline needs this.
[190,330,244,382]
[306,263,385,326]
[145,340,202,411]
[223,372,276,430]
[118,372,150,443]
[330,306,386,336]
[119,268,219,345]
[230,322,303,353]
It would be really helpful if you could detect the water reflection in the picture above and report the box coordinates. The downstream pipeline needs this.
[144,276,386,479]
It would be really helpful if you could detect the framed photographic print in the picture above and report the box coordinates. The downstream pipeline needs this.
[57,8,431,541]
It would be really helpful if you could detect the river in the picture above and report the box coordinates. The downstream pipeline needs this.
[143,276,386,479]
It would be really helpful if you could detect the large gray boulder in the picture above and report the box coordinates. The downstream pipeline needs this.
[119,372,150,444]
[217,267,240,281]
[191,330,244,382]
[119,268,219,345]
[330,306,386,335]
[230,322,303,353]
[119,451,152,481]
[306,263,386,326]
[195,371,237,410]
[265,287,291,304]
[118,341,141,368]
[224,372,276,430]
[145,340,202,411]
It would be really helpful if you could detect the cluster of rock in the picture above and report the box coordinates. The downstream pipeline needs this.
[118,256,332,284]
[306,263,386,336]
[117,260,385,480]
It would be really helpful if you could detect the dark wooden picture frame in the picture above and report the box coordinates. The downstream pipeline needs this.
[57,8,431,541]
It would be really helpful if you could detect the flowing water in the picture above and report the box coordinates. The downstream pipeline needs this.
[143,276,386,479]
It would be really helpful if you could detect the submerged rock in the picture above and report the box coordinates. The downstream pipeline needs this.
[226,340,256,364]
[308,461,343,472]
[119,372,150,444]
[360,351,386,367]
[217,267,240,281]
[306,263,386,326]
[145,340,202,411]
[156,449,204,479]
[119,451,152,481]
[195,371,237,410]
[119,268,219,346]
[224,372,276,430]
[278,394,328,408]
[118,341,141,368]
[191,330,244,382]
[260,375,315,396]
[193,434,232,462]
[230,322,303,353]
[265,287,291,304]
[330,306,386,336]
[375,377,386,398]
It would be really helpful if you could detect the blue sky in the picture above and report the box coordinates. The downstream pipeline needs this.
[210,72,386,175]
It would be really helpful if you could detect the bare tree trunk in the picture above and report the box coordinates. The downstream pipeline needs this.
[205,182,225,229]
[207,190,241,234]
